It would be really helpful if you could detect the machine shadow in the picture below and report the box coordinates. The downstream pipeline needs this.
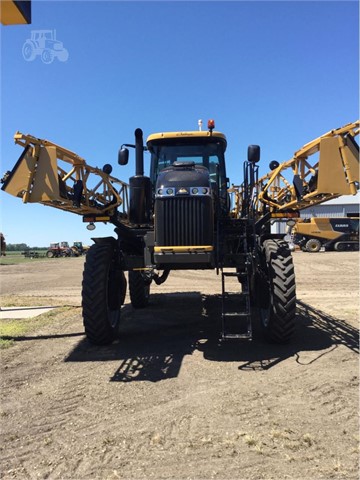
[65,293,359,381]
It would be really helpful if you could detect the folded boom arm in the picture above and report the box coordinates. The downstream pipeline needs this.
[231,121,359,218]
[1,132,129,220]
[2,122,359,225]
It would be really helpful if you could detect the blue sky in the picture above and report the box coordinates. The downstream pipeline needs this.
[1,0,359,247]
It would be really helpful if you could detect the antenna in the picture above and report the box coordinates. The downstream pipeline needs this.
[198,119,203,131]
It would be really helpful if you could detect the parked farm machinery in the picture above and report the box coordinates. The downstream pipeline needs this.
[2,120,359,344]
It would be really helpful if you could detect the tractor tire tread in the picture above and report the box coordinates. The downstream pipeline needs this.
[129,271,150,308]
[82,243,118,345]
[263,239,296,343]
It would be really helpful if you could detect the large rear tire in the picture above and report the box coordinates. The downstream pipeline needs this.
[257,239,296,343]
[82,243,127,345]
[129,271,150,308]
[305,238,321,252]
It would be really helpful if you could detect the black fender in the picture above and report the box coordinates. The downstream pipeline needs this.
[91,236,118,246]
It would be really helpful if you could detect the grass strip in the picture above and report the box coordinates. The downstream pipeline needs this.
[0,307,76,349]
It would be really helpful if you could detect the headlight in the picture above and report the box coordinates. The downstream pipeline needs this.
[156,187,175,197]
[192,188,199,195]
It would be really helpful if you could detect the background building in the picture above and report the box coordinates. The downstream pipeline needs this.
[300,192,359,219]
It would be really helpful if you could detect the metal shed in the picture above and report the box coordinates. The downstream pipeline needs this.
[300,192,360,219]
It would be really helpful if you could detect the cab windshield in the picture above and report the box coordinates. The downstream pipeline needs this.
[149,142,227,189]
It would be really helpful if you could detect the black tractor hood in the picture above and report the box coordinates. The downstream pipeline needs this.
[156,163,210,189]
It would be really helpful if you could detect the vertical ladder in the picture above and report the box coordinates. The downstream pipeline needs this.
[220,253,252,341]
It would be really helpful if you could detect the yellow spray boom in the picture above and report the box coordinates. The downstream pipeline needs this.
[2,132,129,219]
[230,121,359,218]
[2,122,359,225]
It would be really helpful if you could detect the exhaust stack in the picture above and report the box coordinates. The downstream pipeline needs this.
[129,128,151,225]
[135,128,144,176]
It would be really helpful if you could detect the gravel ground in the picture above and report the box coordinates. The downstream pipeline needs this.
[0,252,359,480]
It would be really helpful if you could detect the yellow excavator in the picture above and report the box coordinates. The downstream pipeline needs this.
[1,120,359,345]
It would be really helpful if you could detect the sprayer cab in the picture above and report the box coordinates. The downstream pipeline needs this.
[147,129,228,210]
[118,125,230,228]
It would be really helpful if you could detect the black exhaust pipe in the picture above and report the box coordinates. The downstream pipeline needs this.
[129,128,151,225]
[135,128,144,176]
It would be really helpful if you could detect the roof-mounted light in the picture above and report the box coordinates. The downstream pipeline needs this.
[207,119,215,132]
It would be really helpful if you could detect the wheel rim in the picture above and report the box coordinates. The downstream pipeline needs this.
[108,308,121,329]
[107,267,122,330]
[260,305,271,327]
[144,284,150,300]
[257,269,272,328]
[309,242,319,251]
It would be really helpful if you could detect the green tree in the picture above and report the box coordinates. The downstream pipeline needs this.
[6,243,29,251]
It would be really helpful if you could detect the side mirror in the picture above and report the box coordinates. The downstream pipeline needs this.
[248,145,260,163]
[118,147,129,166]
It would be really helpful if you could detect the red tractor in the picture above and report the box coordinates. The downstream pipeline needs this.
[46,242,72,258]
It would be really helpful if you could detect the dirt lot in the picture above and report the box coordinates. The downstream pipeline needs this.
[0,252,359,480]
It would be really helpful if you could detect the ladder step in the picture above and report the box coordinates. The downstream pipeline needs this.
[222,272,250,279]
[221,332,252,340]
[221,291,251,298]
[223,292,249,298]
[221,260,252,340]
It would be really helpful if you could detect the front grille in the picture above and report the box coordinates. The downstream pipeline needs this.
[155,197,213,246]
